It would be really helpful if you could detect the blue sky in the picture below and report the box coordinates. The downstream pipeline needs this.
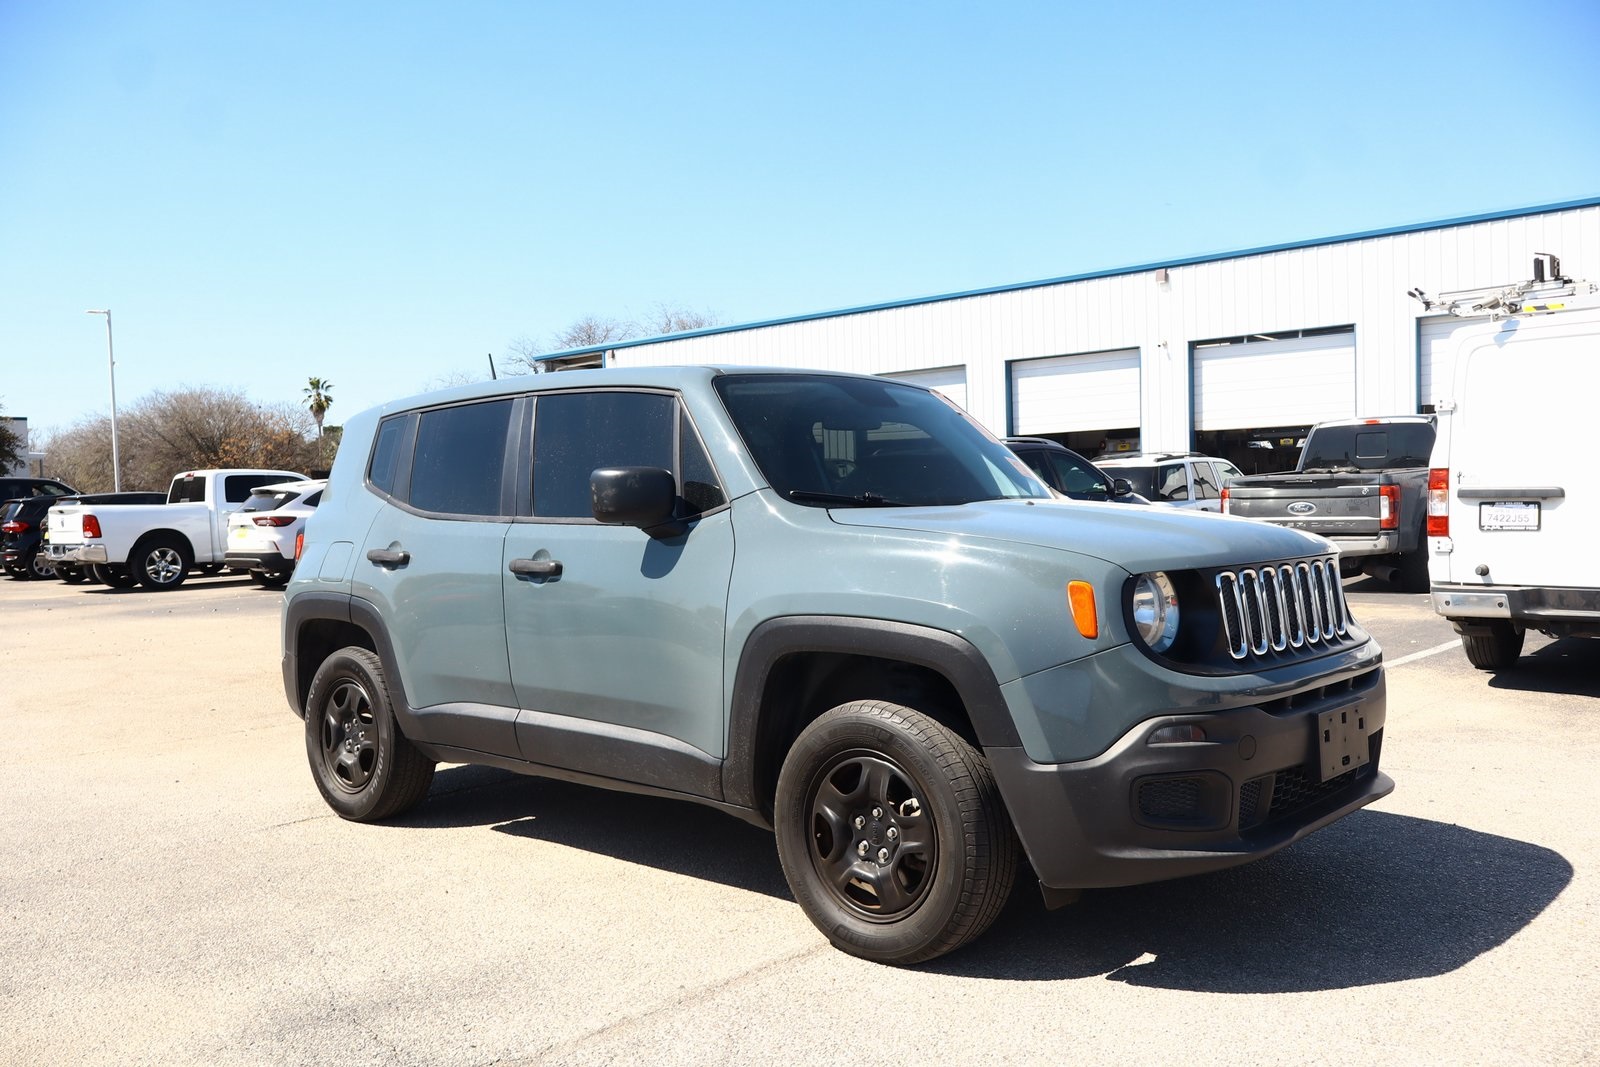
[4,0,1598,439]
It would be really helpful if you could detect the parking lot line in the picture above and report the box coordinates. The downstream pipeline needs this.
[1385,639,1462,668]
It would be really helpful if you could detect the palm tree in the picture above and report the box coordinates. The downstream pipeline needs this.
[303,377,333,440]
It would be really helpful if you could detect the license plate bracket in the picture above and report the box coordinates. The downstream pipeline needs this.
[1318,706,1370,782]
[1480,501,1540,531]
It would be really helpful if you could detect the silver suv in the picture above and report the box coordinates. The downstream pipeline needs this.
[282,367,1391,965]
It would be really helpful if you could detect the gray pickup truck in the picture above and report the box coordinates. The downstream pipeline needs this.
[1222,416,1437,591]
[283,367,1391,965]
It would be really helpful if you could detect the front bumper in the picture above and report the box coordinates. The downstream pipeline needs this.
[990,664,1390,890]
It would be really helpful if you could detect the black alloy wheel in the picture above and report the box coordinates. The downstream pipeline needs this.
[774,700,1018,965]
[803,751,937,920]
[303,647,435,821]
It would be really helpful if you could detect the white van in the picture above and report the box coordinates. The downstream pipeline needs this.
[1425,274,1600,670]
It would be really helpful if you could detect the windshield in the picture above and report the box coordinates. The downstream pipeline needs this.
[715,374,1050,507]
[1301,423,1436,471]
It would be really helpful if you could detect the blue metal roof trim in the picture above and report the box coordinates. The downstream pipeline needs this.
[536,195,1600,361]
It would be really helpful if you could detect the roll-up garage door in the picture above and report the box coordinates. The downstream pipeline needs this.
[1419,316,1474,411]
[1008,348,1141,435]
[1192,331,1356,430]
[885,365,968,412]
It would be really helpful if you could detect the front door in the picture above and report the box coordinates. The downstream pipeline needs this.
[503,390,734,796]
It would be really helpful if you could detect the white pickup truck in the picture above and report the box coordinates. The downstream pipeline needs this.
[45,468,306,590]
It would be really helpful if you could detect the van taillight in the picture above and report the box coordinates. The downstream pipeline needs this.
[1378,485,1400,530]
[83,514,102,539]
[1220,487,1231,513]
[1427,468,1450,537]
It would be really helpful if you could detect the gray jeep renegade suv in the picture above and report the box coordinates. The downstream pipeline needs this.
[283,367,1391,964]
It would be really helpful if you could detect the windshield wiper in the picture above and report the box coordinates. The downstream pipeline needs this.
[786,489,915,507]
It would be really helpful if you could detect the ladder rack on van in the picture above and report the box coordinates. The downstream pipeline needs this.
[1408,253,1600,320]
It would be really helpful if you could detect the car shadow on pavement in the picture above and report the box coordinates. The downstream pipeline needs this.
[932,809,1571,989]
[1485,638,1600,699]
[407,770,1568,991]
[398,765,792,899]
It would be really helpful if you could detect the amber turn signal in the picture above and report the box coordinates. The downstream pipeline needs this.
[1067,580,1098,639]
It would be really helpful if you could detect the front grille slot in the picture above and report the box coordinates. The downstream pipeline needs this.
[1217,556,1351,662]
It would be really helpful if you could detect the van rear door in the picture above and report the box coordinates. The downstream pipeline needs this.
[1443,311,1600,588]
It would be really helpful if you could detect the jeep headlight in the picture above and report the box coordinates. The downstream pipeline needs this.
[1130,571,1180,652]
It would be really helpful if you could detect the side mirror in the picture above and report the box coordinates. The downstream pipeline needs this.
[591,467,682,534]
[1111,478,1134,497]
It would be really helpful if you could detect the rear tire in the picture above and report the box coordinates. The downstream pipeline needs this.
[252,570,291,589]
[132,536,192,590]
[57,564,87,585]
[304,647,435,821]
[1461,622,1525,670]
[774,700,1018,965]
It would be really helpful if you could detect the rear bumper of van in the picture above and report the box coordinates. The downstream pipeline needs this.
[1434,583,1600,637]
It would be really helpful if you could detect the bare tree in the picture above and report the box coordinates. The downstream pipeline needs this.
[36,388,321,492]
[641,304,720,337]
[500,305,720,375]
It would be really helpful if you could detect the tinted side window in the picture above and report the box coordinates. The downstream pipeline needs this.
[368,416,410,497]
[1192,462,1220,500]
[408,399,513,517]
[1013,450,1057,489]
[1045,454,1106,498]
[679,407,725,516]
[533,392,674,519]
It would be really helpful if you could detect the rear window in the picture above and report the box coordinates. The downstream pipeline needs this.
[1301,423,1435,471]
[240,490,297,513]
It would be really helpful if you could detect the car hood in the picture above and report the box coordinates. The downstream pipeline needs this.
[826,497,1333,573]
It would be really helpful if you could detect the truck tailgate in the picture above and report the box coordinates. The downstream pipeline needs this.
[1225,477,1384,535]
[45,505,88,546]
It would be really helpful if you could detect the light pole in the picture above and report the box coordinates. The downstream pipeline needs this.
[85,309,121,492]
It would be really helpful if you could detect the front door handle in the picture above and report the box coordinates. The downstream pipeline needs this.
[366,548,410,567]
[508,558,562,578]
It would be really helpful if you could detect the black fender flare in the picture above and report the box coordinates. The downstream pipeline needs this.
[722,616,1019,812]
[282,592,412,723]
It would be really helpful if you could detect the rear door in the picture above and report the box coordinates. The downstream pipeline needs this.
[1444,314,1598,588]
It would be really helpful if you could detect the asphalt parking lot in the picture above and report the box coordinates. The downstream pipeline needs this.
[2,573,1596,1066]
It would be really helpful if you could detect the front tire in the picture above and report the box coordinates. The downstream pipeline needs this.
[1462,622,1525,670]
[26,551,56,580]
[774,700,1018,965]
[93,564,138,589]
[304,647,435,821]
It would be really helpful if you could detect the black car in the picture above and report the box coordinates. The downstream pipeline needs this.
[2,492,165,581]
[1005,438,1148,504]
[0,477,77,501]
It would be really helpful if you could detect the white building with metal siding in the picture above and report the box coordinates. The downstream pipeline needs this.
[541,198,1600,472]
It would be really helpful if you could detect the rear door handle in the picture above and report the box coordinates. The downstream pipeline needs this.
[366,548,410,567]
[508,558,562,578]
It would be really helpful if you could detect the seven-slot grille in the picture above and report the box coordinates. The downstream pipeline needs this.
[1216,556,1349,661]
